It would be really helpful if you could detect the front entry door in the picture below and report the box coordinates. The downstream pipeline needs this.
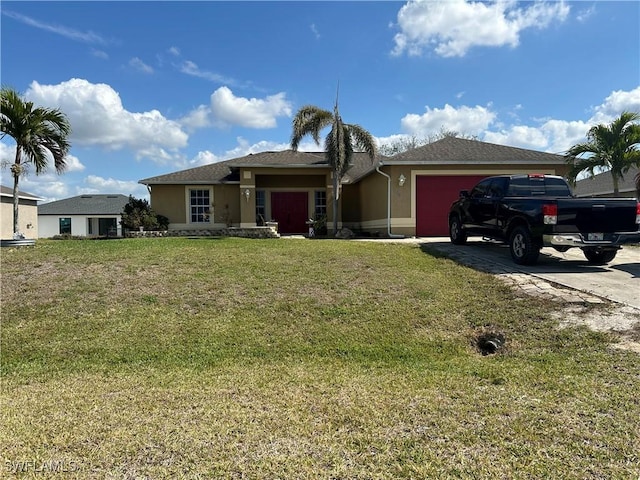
[271,192,308,234]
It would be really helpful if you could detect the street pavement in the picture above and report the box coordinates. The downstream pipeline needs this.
[417,237,640,309]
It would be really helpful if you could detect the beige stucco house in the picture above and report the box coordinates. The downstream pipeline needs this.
[1,185,40,239]
[139,137,570,237]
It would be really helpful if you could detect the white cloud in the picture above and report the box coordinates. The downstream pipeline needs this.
[481,86,640,154]
[221,137,292,158]
[129,57,154,74]
[0,141,85,173]
[80,175,147,197]
[2,10,109,45]
[210,86,292,129]
[91,49,109,60]
[179,60,236,84]
[24,78,188,163]
[168,46,181,56]
[401,103,496,135]
[179,105,212,130]
[311,23,321,39]
[589,86,640,124]
[392,0,570,57]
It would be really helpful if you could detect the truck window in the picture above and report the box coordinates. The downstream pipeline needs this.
[488,178,507,197]
[470,179,492,198]
[506,176,571,196]
[544,177,572,196]
[507,177,532,196]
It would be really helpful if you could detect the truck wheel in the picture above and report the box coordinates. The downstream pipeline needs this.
[509,226,540,265]
[449,216,467,245]
[583,248,618,265]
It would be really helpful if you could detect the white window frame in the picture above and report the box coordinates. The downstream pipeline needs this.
[186,187,213,224]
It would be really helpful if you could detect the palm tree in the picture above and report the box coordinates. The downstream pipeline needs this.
[565,111,640,195]
[1,87,71,236]
[291,100,377,234]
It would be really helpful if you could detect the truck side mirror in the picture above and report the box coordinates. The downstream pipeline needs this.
[459,190,469,198]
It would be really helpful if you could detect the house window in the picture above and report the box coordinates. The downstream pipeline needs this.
[190,189,211,223]
[314,190,327,219]
[59,217,71,235]
[255,190,266,225]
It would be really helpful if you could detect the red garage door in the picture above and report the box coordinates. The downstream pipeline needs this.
[416,175,488,236]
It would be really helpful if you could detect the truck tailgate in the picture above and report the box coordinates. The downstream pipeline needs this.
[556,198,639,233]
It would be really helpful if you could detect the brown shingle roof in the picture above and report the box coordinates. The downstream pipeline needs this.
[574,166,639,197]
[386,136,567,165]
[139,150,381,185]
[0,185,41,200]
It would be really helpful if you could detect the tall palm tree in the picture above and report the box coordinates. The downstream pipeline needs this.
[291,100,377,234]
[1,87,71,235]
[565,111,640,195]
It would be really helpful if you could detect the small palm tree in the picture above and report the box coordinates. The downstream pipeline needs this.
[1,87,71,235]
[291,100,377,233]
[565,111,640,195]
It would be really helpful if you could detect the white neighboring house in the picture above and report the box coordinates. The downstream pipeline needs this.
[38,194,130,238]
[1,185,41,238]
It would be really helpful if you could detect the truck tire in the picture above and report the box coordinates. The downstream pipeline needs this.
[582,248,618,265]
[449,216,467,245]
[509,226,540,265]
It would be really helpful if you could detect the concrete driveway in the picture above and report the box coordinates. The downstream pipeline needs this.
[419,237,640,309]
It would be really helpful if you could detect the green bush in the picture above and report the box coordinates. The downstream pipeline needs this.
[121,196,168,231]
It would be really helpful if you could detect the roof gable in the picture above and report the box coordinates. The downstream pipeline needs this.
[38,194,130,215]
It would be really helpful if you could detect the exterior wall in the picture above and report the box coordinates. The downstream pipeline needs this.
[1,196,38,238]
[150,184,187,223]
[38,215,123,238]
[356,163,569,237]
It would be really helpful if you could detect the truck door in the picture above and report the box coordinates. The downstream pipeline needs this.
[465,178,493,232]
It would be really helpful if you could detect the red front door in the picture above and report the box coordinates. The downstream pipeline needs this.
[416,175,488,236]
[271,192,309,234]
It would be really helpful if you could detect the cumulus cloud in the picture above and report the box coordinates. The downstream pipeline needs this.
[392,0,570,57]
[482,86,640,153]
[401,103,496,135]
[210,86,292,129]
[24,78,188,163]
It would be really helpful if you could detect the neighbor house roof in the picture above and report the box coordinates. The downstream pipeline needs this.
[386,137,567,165]
[573,166,639,197]
[139,150,382,186]
[0,185,41,201]
[38,194,130,215]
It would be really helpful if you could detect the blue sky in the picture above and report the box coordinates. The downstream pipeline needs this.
[1,1,639,202]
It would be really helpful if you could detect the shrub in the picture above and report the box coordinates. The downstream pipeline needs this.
[121,196,168,231]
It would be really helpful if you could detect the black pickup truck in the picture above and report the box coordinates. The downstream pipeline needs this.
[448,174,640,265]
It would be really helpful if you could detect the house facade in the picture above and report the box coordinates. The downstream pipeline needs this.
[38,194,129,238]
[139,137,570,237]
[1,185,41,238]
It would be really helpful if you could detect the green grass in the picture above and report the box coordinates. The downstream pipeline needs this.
[1,238,638,478]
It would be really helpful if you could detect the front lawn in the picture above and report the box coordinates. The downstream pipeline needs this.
[1,238,638,478]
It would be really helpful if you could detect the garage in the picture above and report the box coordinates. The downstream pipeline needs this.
[416,175,487,236]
